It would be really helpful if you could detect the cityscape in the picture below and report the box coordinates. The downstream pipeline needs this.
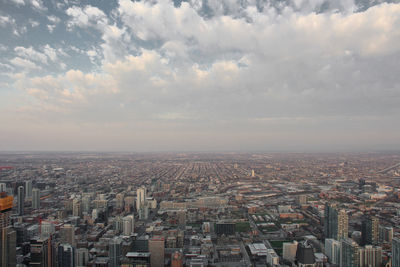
[0,152,400,266]
[1,0,400,266]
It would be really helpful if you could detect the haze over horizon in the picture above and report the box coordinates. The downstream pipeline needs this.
[1,0,400,151]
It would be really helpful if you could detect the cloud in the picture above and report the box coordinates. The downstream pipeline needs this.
[10,0,25,6]
[10,57,41,70]
[27,0,47,11]
[2,0,400,150]
[14,46,48,64]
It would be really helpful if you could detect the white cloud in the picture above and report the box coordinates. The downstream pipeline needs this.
[29,19,40,27]
[10,57,41,70]
[14,46,48,64]
[27,0,47,11]
[10,0,25,6]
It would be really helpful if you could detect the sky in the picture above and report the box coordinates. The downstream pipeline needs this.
[0,0,399,152]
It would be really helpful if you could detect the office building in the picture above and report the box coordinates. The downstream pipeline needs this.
[392,238,400,267]
[361,216,379,245]
[0,183,6,192]
[72,198,82,217]
[32,188,40,210]
[379,226,393,243]
[324,204,348,240]
[296,241,315,267]
[136,186,146,211]
[149,236,165,267]
[123,215,135,236]
[76,248,89,267]
[359,245,382,267]
[325,238,340,265]
[1,226,16,267]
[109,237,123,267]
[58,244,75,267]
[40,221,55,239]
[340,238,359,267]
[283,240,298,262]
[17,186,24,216]
[25,180,32,198]
[60,224,75,246]
[30,237,52,267]
[0,192,13,228]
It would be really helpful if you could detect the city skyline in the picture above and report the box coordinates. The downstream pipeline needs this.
[1,0,400,151]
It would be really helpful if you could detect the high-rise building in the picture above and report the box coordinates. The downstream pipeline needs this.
[30,237,52,267]
[136,186,146,211]
[76,248,89,267]
[379,226,393,243]
[325,239,340,265]
[116,193,124,209]
[0,183,6,192]
[40,221,55,239]
[283,240,298,262]
[324,204,348,240]
[392,237,400,267]
[17,186,24,216]
[1,226,16,267]
[58,244,75,267]
[82,196,91,214]
[0,192,13,228]
[361,216,379,245]
[72,198,82,217]
[25,180,32,198]
[60,224,75,246]
[296,241,315,266]
[340,238,359,267]
[149,236,165,267]
[32,188,40,210]
[122,215,135,236]
[109,237,122,267]
[171,251,183,267]
[358,245,382,267]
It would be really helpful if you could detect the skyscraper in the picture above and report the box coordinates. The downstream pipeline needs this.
[136,186,146,211]
[149,236,165,267]
[58,244,75,267]
[340,238,359,267]
[358,245,382,267]
[72,198,82,217]
[324,204,348,240]
[1,226,16,267]
[392,237,400,267]
[109,237,123,267]
[361,216,379,245]
[30,237,52,267]
[76,248,89,267]
[325,239,340,265]
[122,215,135,236]
[25,180,32,198]
[60,224,75,246]
[17,186,24,216]
[0,183,6,193]
[32,188,40,210]
[0,192,13,228]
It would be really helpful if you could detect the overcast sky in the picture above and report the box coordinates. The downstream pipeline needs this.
[0,0,399,152]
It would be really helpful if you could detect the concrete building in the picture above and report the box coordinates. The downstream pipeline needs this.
[392,238,400,267]
[32,188,40,210]
[149,236,165,267]
[359,245,382,267]
[340,238,359,267]
[17,186,24,216]
[325,238,340,265]
[283,240,298,262]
